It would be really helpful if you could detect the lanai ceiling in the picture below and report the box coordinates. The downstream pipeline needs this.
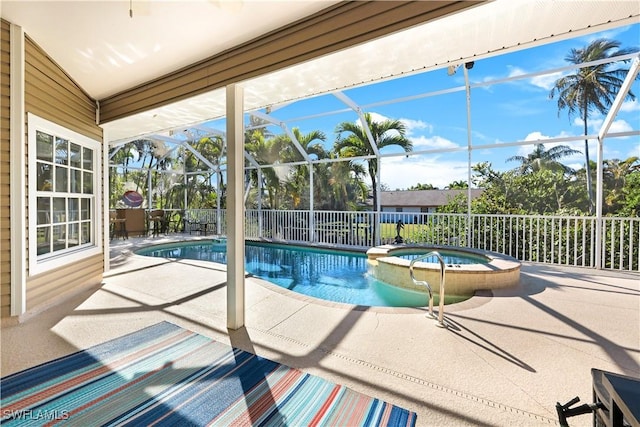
[2,1,639,143]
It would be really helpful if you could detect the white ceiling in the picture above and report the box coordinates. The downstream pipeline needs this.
[0,0,340,99]
[2,0,639,143]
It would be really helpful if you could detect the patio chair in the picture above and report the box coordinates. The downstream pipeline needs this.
[184,213,202,235]
[109,211,128,240]
[148,209,166,237]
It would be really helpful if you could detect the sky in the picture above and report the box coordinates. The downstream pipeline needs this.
[244,22,640,191]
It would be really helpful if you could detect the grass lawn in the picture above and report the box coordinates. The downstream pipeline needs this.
[379,222,429,241]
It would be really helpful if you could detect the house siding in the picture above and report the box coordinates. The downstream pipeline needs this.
[26,254,103,313]
[25,36,100,141]
[0,20,11,317]
[0,34,104,318]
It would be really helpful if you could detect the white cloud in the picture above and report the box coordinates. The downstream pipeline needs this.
[627,143,640,159]
[358,112,433,138]
[608,119,634,134]
[566,162,584,171]
[506,66,526,78]
[523,131,551,142]
[400,118,432,136]
[411,135,460,150]
[368,111,389,123]
[530,71,562,91]
[620,99,639,113]
[380,156,468,190]
[573,117,587,128]
[512,130,585,161]
[501,65,562,91]
[575,116,634,136]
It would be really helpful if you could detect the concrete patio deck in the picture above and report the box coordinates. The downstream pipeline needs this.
[2,234,639,426]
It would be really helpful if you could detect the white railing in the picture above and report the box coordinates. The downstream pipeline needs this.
[186,209,639,271]
[182,208,222,234]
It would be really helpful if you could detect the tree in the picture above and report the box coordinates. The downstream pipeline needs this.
[446,180,468,189]
[471,162,523,214]
[245,131,287,209]
[621,171,640,217]
[471,161,585,214]
[299,151,368,211]
[507,143,580,175]
[408,183,437,190]
[185,135,225,209]
[334,113,412,211]
[275,128,328,209]
[549,38,637,214]
[603,156,640,214]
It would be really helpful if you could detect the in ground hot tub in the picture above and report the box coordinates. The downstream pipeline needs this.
[367,244,521,297]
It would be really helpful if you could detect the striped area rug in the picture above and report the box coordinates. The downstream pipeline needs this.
[1,322,416,426]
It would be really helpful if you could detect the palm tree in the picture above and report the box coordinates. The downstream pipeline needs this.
[314,156,368,210]
[274,128,328,209]
[507,143,580,175]
[408,182,437,190]
[446,180,468,189]
[245,131,288,209]
[602,156,640,213]
[549,38,637,213]
[334,112,412,211]
[186,135,225,208]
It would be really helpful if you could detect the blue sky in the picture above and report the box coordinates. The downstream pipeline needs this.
[251,23,640,190]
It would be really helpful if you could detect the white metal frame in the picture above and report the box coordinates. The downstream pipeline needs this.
[108,53,640,238]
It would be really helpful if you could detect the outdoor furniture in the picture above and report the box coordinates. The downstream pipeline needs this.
[199,220,216,236]
[148,210,166,237]
[117,208,145,237]
[184,214,201,235]
[591,369,640,427]
[184,212,215,235]
[109,211,127,240]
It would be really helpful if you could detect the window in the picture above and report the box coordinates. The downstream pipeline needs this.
[28,114,102,275]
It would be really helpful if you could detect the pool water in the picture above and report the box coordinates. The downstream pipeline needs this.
[137,241,468,307]
[397,250,489,265]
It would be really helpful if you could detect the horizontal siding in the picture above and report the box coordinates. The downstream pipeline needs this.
[21,34,104,316]
[26,254,103,312]
[25,36,101,141]
[25,71,97,138]
[1,19,11,318]
[100,1,475,122]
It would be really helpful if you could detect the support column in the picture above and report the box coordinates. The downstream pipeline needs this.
[309,165,314,243]
[147,171,152,209]
[216,168,221,235]
[183,172,187,222]
[103,127,111,272]
[258,169,263,238]
[226,84,245,329]
[463,64,473,247]
[10,24,26,317]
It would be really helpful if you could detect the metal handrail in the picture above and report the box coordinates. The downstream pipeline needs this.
[409,251,446,327]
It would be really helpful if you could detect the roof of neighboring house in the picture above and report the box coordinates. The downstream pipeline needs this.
[381,189,484,208]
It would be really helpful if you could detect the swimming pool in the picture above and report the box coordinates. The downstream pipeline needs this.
[136,241,470,307]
